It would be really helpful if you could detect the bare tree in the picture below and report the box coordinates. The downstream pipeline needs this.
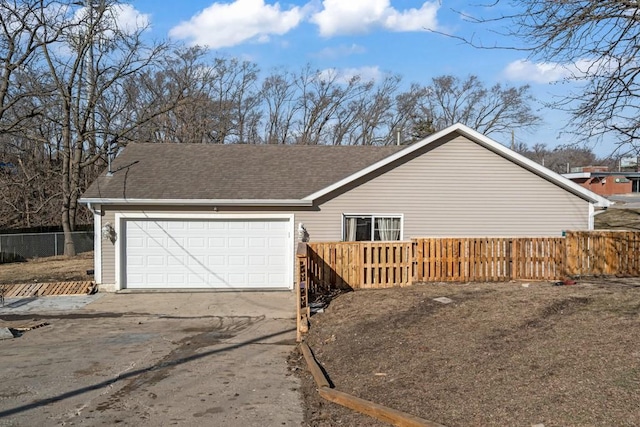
[201,57,261,144]
[293,65,368,145]
[387,83,430,144]
[260,68,298,144]
[129,46,223,144]
[459,1,640,149]
[516,141,604,174]
[0,134,60,229]
[34,0,185,255]
[0,0,67,134]
[347,74,402,145]
[261,67,400,146]
[420,75,541,137]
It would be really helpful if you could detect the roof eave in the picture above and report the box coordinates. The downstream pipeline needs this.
[79,198,313,207]
[563,172,591,179]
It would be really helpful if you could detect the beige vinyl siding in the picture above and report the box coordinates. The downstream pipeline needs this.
[296,136,590,241]
[101,209,115,285]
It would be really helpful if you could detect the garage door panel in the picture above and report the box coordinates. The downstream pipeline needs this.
[269,237,286,248]
[249,237,266,247]
[249,255,265,266]
[124,218,290,289]
[188,237,205,247]
[167,255,185,266]
[186,273,205,285]
[167,237,185,248]
[268,255,286,266]
[248,221,266,230]
[187,221,205,229]
[128,255,144,266]
[227,255,246,266]
[128,237,144,248]
[228,237,245,247]
[266,274,285,286]
[230,221,248,229]
[208,237,225,247]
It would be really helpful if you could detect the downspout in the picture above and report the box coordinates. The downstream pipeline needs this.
[589,203,609,230]
[86,202,102,285]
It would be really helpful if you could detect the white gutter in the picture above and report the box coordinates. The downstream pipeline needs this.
[85,202,101,215]
[79,198,313,207]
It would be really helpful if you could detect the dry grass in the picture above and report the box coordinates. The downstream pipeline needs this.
[295,280,640,427]
[0,251,94,285]
[595,207,640,230]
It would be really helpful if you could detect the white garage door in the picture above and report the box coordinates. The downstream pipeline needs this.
[123,218,291,289]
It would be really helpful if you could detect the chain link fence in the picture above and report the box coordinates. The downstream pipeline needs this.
[0,231,94,262]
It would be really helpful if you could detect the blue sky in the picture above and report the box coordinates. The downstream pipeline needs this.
[120,0,616,157]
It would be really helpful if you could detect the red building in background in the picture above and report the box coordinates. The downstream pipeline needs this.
[563,166,635,197]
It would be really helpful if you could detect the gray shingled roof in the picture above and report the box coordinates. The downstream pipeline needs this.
[82,143,404,201]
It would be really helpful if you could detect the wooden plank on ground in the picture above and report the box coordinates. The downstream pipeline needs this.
[15,283,33,297]
[301,341,446,427]
[32,282,47,297]
[318,388,446,427]
[300,342,330,389]
[64,281,79,294]
[0,281,95,297]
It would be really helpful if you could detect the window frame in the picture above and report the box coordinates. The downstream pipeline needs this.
[341,213,404,242]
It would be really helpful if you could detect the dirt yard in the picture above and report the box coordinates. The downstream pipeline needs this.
[595,207,640,230]
[0,252,94,284]
[293,279,640,427]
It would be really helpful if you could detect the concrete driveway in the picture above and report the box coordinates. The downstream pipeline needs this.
[0,292,303,426]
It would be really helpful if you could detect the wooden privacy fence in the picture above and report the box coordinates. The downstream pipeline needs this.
[306,241,413,290]
[413,237,565,282]
[299,231,640,292]
[567,230,640,276]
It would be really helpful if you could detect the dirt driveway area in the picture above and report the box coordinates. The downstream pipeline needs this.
[295,279,640,427]
[0,292,303,426]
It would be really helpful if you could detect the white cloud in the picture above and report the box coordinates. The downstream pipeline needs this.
[110,4,150,34]
[310,0,440,37]
[319,66,383,84]
[169,0,303,48]
[504,58,623,84]
[52,2,149,57]
[503,59,571,84]
[72,3,149,35]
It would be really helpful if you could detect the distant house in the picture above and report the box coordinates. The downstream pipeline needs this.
[80,123,610,292]
[563,166,640,196]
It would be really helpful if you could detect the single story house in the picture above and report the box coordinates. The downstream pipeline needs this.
[80,123,611,292]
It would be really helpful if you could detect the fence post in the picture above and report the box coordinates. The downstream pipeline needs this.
[411,239,418,284]
[296,243,309,342]
[564,232,572,276]
[54,233,58,256]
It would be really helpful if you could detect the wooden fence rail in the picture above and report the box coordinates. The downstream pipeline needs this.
[303,231,640,292]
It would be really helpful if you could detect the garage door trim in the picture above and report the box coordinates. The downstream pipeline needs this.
[114,212,295,290]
